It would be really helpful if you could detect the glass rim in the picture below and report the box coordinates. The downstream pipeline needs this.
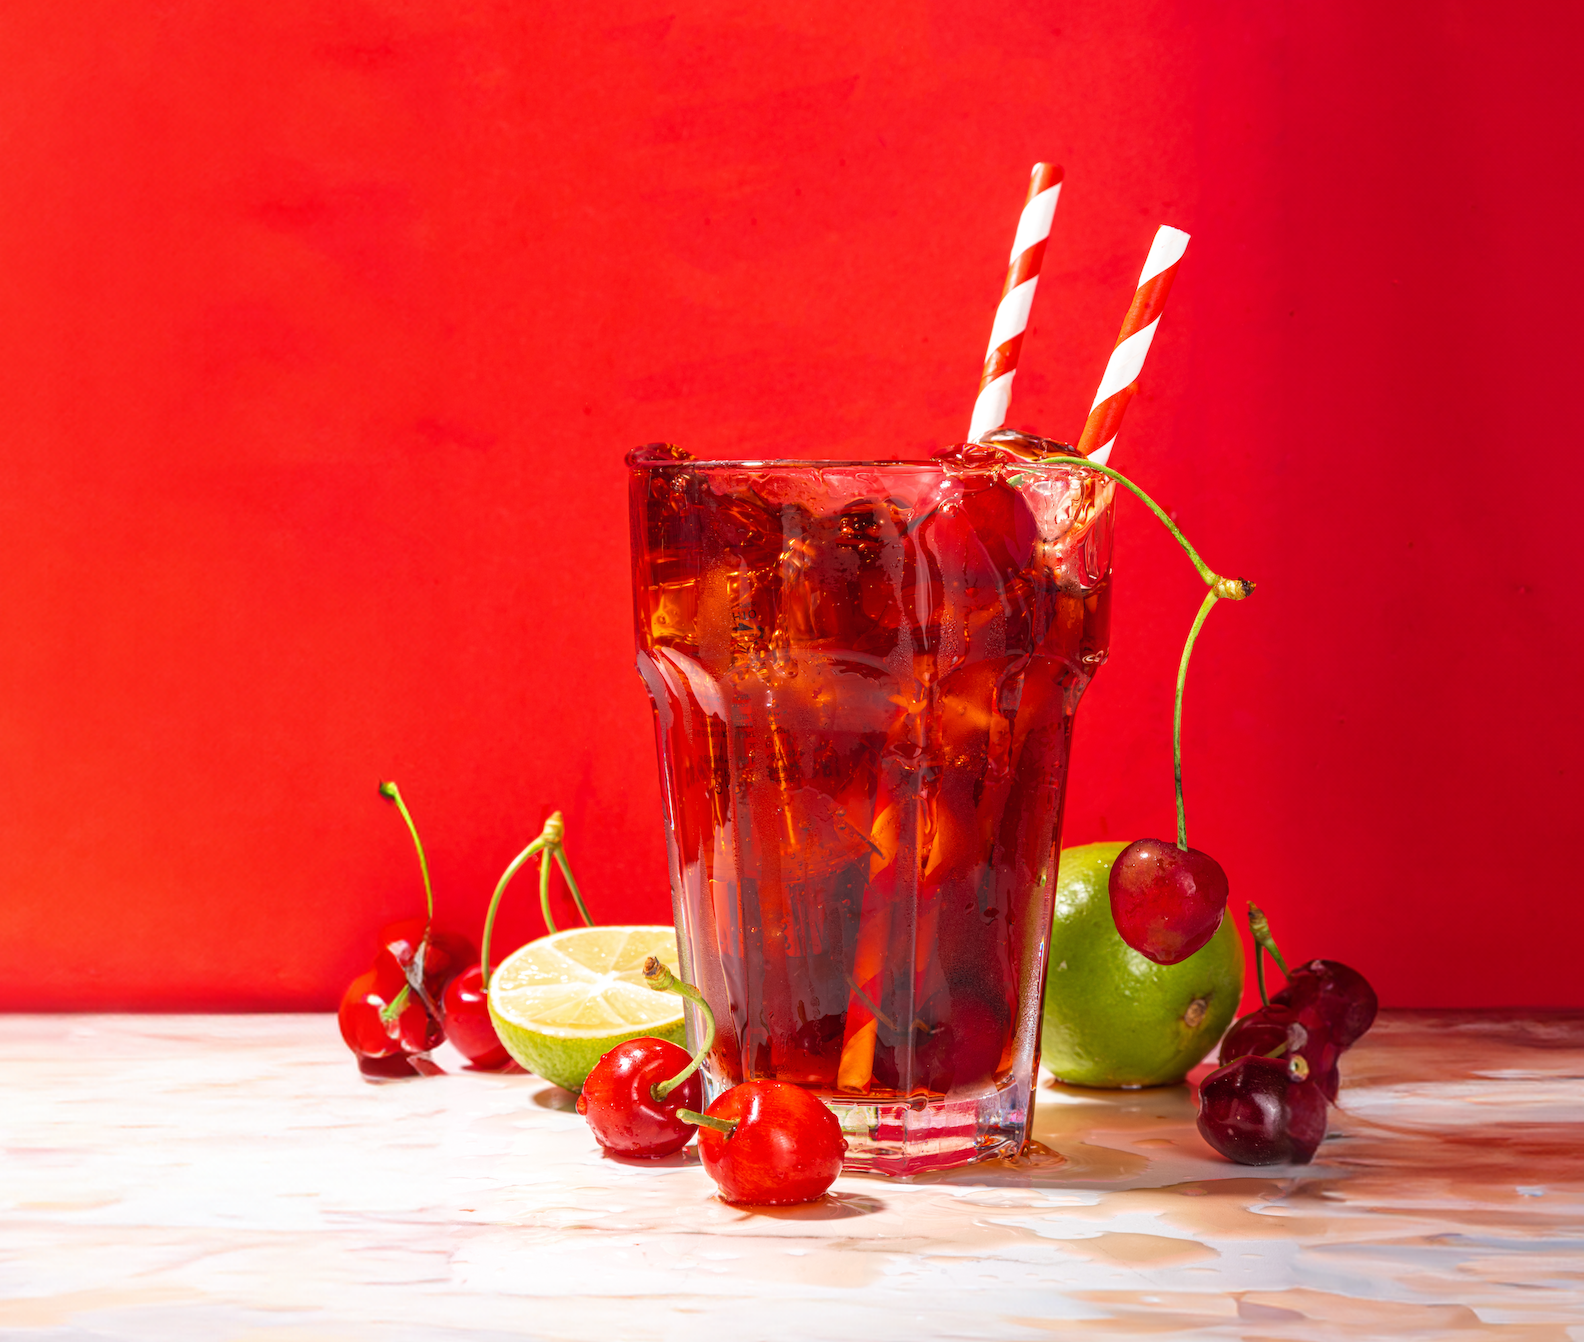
[626,456,1096,471]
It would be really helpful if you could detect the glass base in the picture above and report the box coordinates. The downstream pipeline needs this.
[705,1072,1033,1176]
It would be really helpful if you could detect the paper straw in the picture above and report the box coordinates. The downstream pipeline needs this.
[1076,225,1190,465]
[967,163,1064,442]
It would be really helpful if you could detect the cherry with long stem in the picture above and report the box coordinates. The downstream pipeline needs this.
[340,781,461,1072]
[1019,460,1254,967]
[371,782,471,1039]
[575,955,711,1158]
[650,969,848,1205]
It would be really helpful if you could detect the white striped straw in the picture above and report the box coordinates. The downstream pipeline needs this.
[968,163,1064,442]
[1077,225,1190,465]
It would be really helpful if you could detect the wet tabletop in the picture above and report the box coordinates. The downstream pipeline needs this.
[3,1011,1582,1340]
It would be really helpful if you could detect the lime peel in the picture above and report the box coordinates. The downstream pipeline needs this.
[1042,841,1243,1089]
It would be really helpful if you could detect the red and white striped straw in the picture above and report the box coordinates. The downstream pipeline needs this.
[1076,225,1191,465]
[967,163,1064,442]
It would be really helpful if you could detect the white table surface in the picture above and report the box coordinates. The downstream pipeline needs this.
[3,1010,1581,1340]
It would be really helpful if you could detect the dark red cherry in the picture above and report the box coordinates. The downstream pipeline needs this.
[1219,1004,1340,1102]
[1197,1055,1328,1165]
[912,475,1038,593]
[1272,959,1378,1049]
[576,1037,702,1158]
[1108,837,1230,965]
[441,965,513,1071]
[912,992,1007,1094]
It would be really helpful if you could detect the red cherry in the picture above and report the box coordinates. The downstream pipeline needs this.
[1197,1054,1328,1165]
[692,1080,847,1205]
[337,962,442,1061]
[338,968,400,1059]
[913,477,1038,594]
[1272,959,1378,1049]
[440,965,513,1070]
[576,1037,703,1158]
[1108,837,1230,965]
[1219,1004,1340,1102]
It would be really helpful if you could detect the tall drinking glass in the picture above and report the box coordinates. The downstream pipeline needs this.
[627,445,1112,1173]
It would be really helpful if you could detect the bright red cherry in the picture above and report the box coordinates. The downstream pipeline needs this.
[577,1037,703,1157]
[574,956,713,1157]
[686,1080,848,1205]
[338,960,442,1063]
[1197,1054,1328,1165]
[1272,959,1378,1049]
[441,965,513,1071]
[338,783,461,1076]
[1108,837,1229,965]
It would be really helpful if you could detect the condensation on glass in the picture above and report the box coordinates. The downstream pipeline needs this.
[627,444,1112,1173]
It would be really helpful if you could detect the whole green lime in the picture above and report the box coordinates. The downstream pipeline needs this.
[1041,840,1243,1088]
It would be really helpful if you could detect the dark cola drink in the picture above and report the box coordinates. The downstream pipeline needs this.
[627,441,1111,1173]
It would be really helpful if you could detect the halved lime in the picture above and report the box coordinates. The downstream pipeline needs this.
[486,925,686,1092]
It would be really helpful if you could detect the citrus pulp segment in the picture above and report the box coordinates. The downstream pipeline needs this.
[486,925,686,1091]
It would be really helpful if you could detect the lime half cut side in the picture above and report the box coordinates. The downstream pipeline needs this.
[486,925,686,1092]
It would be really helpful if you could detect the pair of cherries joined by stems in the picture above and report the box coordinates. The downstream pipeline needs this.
[337,784,489,1077]
[1196,905,1379,1165]
[339,783,591,1076]
[578,959,848,1206]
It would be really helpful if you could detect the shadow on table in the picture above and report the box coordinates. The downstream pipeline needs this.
[736,1191,888,1221]
[531,1085,580,1113]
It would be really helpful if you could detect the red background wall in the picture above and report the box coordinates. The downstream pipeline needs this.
[1,1,1579,1011]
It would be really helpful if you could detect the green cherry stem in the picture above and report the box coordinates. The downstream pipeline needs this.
[1247,901,1292,991]
[1022,459,1255,853]
[478,812,597,987]
[379,781,434,925]
[534,813,593,937]
[378,780,444,1015]
[480,834,550,987]
[1011,458,1241,589]
[1173,589,1220,851]
[676,1107,737,1134]
[537,848,557,939]
[379,983,413,1024]
[552,846,594,928]
[643,956,717,1102]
